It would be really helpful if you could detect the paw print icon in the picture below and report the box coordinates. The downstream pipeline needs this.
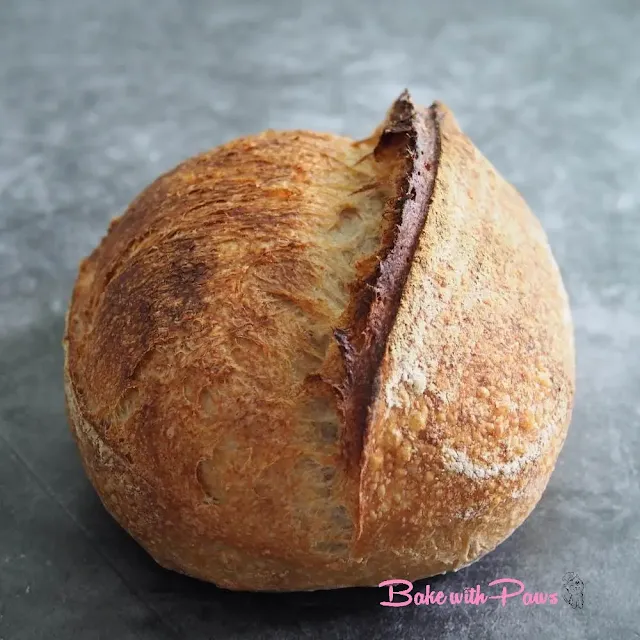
[562,572,584,609]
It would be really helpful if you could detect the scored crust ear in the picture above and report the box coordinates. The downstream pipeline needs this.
[319,90,441,472]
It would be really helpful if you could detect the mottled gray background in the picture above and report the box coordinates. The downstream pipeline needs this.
[1,0,639,638]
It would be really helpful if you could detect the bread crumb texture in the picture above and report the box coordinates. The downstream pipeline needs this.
[64,94,574,590]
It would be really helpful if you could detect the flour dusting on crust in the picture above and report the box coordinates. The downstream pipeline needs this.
[441,421,556,480]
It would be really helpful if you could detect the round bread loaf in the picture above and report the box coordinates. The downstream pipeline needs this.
[63,92,575,591]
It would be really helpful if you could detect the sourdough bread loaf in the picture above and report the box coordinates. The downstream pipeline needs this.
[63,92,575,591]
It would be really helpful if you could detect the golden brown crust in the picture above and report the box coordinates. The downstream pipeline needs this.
[64,92,575,591]
[356,101,575,572]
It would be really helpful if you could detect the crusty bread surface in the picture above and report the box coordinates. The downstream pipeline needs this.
[63,92,575,591]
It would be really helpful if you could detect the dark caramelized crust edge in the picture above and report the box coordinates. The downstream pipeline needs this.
[333,91,441,468]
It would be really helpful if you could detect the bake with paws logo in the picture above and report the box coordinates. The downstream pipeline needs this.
[379,573,585,609]
[561,572,584,609]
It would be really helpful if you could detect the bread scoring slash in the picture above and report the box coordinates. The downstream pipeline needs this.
[63,91,575,591]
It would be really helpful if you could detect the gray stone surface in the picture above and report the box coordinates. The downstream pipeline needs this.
[1,0,639,638]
